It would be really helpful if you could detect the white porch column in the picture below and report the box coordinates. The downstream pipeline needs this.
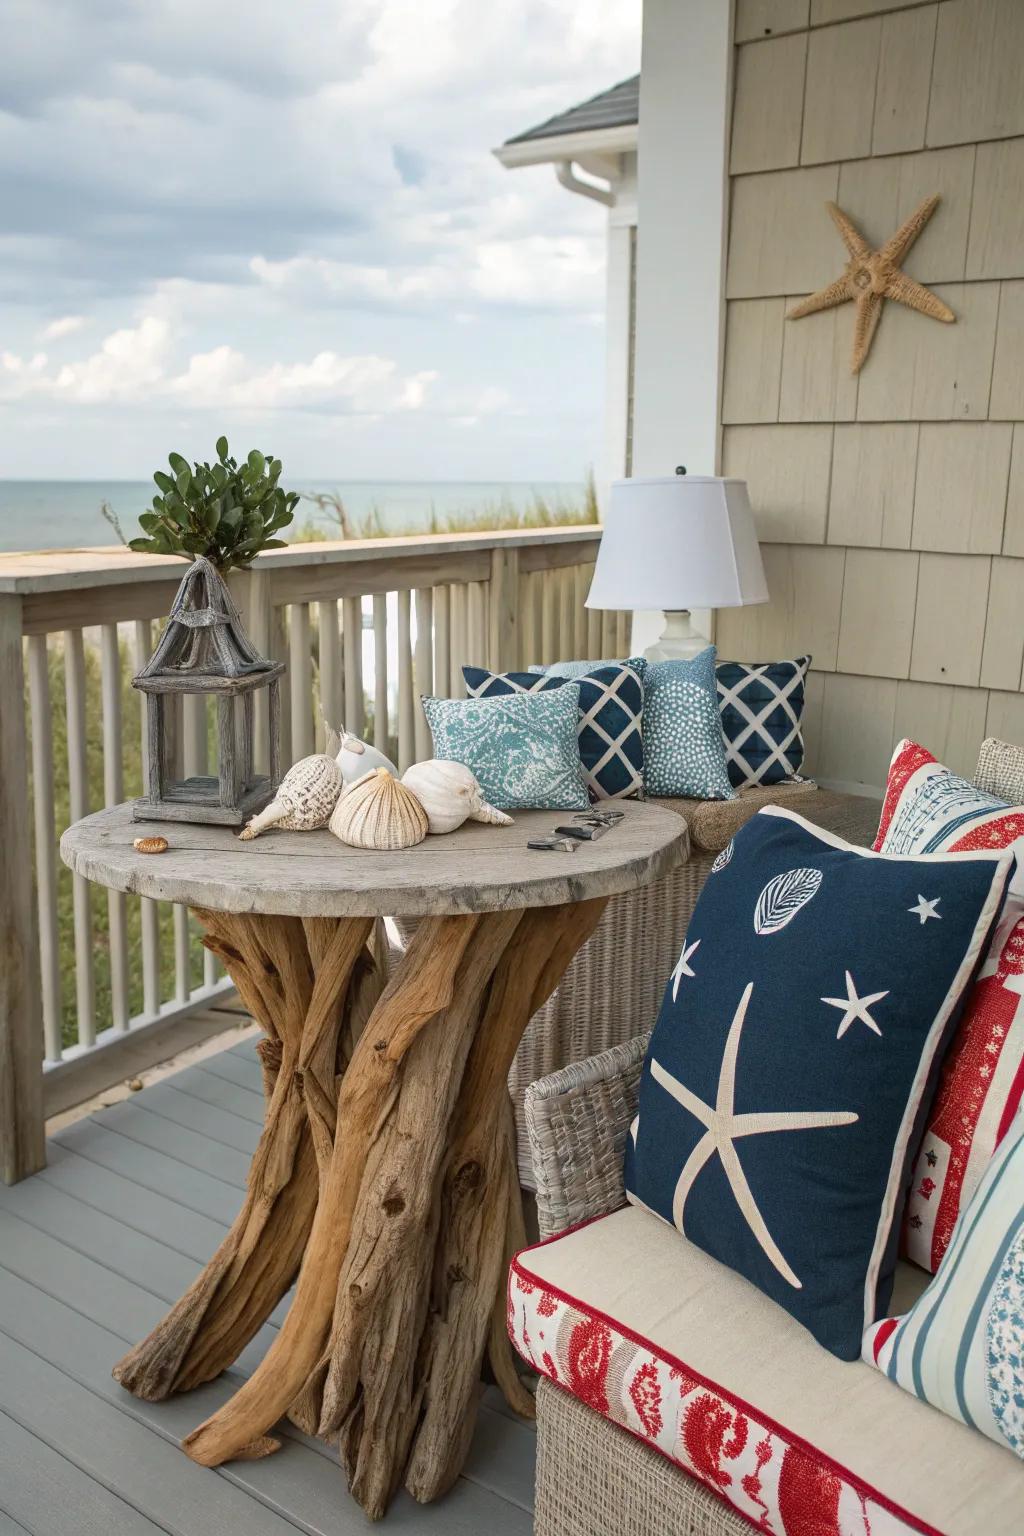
[603,155,637,492]
[630,0,734,651]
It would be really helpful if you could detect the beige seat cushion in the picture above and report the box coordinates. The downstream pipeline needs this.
[512,1206,1022,1536]
[659,780,880,852]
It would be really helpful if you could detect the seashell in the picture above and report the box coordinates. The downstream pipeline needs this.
[326,724,398,790]
[401,758,513,835]
[753,867,823,935]
[329,767,429,850]
[239,752,343,839]
[133,835,168,855]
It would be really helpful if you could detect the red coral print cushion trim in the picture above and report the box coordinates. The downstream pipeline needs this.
[566,1314,613,1415]
[683,1392,748,1491]
[629,1360,663,1439]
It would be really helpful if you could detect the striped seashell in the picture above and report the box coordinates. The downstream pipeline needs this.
[329,767,429,850]
[133,835,168,855]
[239,752,343,839]
[753,866,823,935]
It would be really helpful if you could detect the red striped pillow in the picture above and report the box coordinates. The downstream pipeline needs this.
[876,739,1024,1272]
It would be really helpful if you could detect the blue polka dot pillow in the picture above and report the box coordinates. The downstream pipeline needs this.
[642,646,734,801]
[716,655,811,788]
[462,660,644,801]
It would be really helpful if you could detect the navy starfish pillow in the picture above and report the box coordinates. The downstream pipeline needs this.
[624,806,1014,1360]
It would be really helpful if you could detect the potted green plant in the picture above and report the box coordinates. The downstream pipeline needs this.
[129,436,298,572]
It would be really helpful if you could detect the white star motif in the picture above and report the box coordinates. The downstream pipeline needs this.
[649,982,858,1289]
[820,971,888,1039]
[670,939,700,1001]
[908,895,942,925]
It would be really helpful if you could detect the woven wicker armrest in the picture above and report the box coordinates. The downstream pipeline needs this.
[524,1032,651,1239]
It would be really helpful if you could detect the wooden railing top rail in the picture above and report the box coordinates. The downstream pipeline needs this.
[0,525,603,597]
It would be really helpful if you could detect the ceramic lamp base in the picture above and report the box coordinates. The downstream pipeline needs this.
[643,610,709,662]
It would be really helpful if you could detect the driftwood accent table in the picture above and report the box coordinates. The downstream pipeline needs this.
[61,801,686,1518]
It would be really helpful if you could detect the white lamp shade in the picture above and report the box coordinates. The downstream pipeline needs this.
[586,476,769,612]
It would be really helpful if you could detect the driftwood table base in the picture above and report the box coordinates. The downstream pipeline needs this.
[113,897,607,1518]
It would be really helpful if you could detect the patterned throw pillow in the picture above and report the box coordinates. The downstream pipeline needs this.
[716,655,811,788]
[421,686,589,812]
[462,661,644,801]
[529,656,649,681]
[642,646,734,801]
[864,1112,1024,1461]
[875,739,1024,1273]
[625,805,1013,1359]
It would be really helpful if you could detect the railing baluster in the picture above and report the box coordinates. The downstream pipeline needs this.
[601,610,618,656]
[248,570,271,774]
[27,635,62,1063]
[397,590,415,773]
[372,595,389,752]
[573,566,589,657]
[343,596,364,738]
[318,599,341,741]
[488,547,518,673]
[519,571,539,669]
[615,610,631,654]
[414,588,433,761]
[134,620,160,1017]
[586,568,602,656]
[289,601,313,760]
[467,581,486,669]
[433,586,451,700]
[450,584,467,697]
[63,628,95,1049]
[272,605,292,767]
[559,568,574,661]
[100,624,130,1031]
[541,569,558,664]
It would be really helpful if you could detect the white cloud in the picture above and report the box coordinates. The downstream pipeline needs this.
[39,314,85,341]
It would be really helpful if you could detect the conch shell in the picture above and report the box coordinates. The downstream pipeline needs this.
[327,724,398,789]
[329,767,429,850]
[401,759,513,835]
[239,751,343,839]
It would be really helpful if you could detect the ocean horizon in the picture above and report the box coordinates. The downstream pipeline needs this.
[0,477,589,554]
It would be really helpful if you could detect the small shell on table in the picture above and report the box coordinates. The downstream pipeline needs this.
[401,758,513,835]
[325,723,398,789]
[329,767,429,850]
[239,752,343,840]
[133,835,168,855]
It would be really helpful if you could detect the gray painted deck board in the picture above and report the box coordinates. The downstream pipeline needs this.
[165,1064,267,1124]
[2,1046,535,1535]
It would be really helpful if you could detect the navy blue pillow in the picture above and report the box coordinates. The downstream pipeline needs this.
[462,663,644,801]
[625,807,1013,1360]
[716,655,811,788]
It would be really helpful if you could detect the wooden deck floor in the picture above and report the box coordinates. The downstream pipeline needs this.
[0,1037,535,1536]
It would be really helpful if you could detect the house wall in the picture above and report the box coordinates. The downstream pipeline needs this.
[716,0,1024,790]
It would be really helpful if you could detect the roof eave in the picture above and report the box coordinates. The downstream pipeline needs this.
[492,121,638,170]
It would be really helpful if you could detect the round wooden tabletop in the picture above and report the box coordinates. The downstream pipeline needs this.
[60,800,690,918]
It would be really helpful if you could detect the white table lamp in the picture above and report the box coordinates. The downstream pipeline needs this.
[586,472,768,661]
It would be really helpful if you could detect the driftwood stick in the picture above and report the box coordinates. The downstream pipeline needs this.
[405,897,607,1504]
[181,913,478,1469]
[487,1141,536,1422]
[323,911,523,1519]
[113,910,323,1400]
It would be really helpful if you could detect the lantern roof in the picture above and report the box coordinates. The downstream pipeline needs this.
[135,556,276,686]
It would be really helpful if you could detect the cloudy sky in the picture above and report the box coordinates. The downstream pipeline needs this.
[0,0,640,482]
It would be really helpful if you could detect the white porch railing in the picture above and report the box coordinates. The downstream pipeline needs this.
[0,526,626,1182]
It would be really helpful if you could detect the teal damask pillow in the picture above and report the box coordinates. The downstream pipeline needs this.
[643,646,735,800]
[421,686,590,811]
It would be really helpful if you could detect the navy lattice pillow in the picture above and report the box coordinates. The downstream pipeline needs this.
[462,661,644,800]
[716,655,811,788]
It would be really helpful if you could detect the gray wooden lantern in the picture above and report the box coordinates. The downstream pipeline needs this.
[132,556,284,826]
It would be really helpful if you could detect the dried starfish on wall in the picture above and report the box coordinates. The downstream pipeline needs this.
[787,195,955,374]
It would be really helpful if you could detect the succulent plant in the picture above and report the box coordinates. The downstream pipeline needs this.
[128,437,298,573]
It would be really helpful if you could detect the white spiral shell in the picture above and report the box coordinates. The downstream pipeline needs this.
[400,759,513,835]
[328,725,398,789]
[239,752,343,839]
[753,867,823,935]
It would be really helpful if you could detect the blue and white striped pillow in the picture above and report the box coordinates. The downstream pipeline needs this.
[864,1112,1024,1458]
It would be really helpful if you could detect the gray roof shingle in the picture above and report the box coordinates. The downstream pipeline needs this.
[504,75,639,146]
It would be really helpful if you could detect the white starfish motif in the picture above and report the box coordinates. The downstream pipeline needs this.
[908,895,941,925]
[670,939,700,1001]
[820,971,888,1039]
[649,982,858,1288]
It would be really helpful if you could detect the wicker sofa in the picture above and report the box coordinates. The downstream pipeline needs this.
[513,739,1024,1536]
